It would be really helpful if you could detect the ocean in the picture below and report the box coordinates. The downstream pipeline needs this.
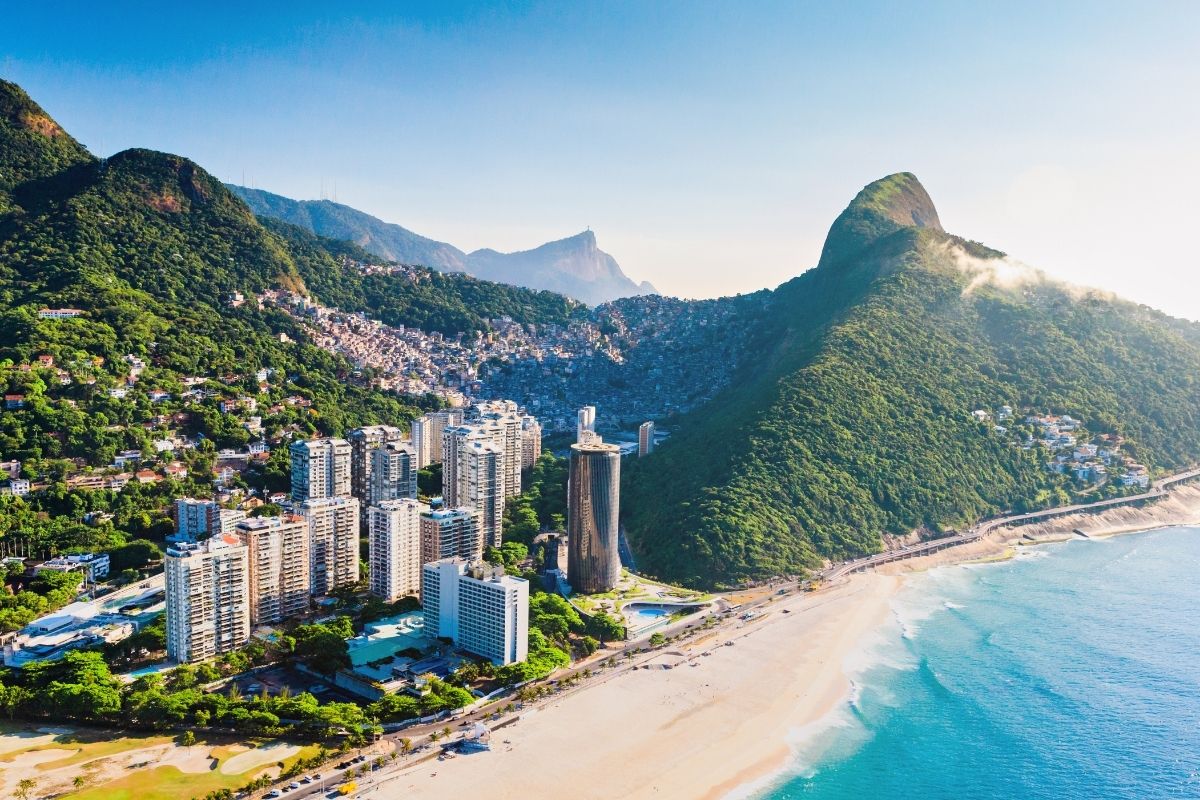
[758,526,1200,800]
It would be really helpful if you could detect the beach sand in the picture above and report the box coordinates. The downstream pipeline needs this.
[385,572,899,800]
[380,483,1200,800]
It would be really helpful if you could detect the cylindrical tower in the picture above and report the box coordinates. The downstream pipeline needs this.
[567,441,621,593]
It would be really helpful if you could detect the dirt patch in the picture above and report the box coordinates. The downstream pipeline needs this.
[21,111,63,137]
[147,193,182,212]
[219,741,301,775]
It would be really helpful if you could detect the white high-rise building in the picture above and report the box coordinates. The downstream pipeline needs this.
[290,438,351,502]
[464,440,504,550]
[420,409,464,466]
[638,421,656,457]
[368,499,428,602]
[420,506,483,564]
[368,441,418,506]
[234,515,310,625]
[422,559,529,665]
[480,411,523,498]
[173,497,219,542]
[520,415,542,469]
[410,416,433,469]
[348,425,404,503]
[577,406,598,444]
[297,496,361,595]
[165,535,250,663]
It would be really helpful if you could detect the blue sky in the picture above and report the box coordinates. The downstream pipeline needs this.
[4,1,1199,316]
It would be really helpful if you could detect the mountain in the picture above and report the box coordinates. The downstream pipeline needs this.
[622,172,1200,588]
[0,79,583,470]
[466,230,652,307]
[229,186,469,272]
[228,184,656,305]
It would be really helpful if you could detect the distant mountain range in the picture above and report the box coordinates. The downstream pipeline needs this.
[227,186,656,306]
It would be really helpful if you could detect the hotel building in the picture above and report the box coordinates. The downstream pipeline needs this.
[422,559,529,665]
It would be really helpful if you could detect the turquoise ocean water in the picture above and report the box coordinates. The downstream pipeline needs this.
[757,526,1200,800]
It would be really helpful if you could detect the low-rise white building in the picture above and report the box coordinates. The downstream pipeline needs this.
[36,552,110,582]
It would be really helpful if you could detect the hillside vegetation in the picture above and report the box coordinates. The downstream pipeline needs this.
[623,173,1200,588]
[0,79,590,567]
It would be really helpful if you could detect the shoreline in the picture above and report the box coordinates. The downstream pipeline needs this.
[382,572,900,800]
[877,483,1200,575]
[372,484,1200,800]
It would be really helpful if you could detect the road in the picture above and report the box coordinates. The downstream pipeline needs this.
[823,465,1200,581]
[272,464,1200,799]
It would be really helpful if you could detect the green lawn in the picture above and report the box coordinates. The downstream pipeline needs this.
[66,743,322,800]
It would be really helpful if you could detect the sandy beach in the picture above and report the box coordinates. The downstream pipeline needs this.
[382,572,898,800]
[374,482,1200,800]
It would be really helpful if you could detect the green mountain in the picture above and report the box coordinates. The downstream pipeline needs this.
[229,185,469,272]
[623,172,1200,588]
[0,79,581,468]
[229,184,657,306]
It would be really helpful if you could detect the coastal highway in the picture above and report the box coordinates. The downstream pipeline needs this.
[821,465,1200,582]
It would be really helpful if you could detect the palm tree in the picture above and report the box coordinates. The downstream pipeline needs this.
[15,778,36,800]
[73,776,87,790]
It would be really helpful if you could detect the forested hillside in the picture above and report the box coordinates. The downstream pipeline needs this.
[0,76,594,571]
[623,173,1200,588]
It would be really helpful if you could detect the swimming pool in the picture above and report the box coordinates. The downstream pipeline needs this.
[633,607,668,620]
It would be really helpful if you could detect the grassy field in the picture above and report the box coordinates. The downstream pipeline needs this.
[65,743,323,800]
[0,723,321,800]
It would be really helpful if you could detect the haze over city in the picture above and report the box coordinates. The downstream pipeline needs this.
[4,1,1199,317]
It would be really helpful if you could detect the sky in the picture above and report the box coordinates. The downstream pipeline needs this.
[3,1,1199,317]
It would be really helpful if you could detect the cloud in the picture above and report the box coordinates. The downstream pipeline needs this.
[939,242,1116,303]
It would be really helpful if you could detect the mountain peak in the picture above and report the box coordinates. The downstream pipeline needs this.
[818,172,943,269]
[0,79,93,195]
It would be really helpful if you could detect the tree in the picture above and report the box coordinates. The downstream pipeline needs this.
[292,620,351,675]
[14,778,35,800]
[181,730,196,746]
[587,612,625,643]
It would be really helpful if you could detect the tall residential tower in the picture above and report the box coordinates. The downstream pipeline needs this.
[567,440,622,593]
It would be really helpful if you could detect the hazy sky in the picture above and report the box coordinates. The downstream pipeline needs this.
[4,2,1199,317]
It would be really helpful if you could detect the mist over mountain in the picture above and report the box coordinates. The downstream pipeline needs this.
[228,185,656,306]
[623,173,1200,588]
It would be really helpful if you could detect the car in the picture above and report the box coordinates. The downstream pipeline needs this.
[289,782,301,789]
[264,793,280,799]
[300,777,311,784]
